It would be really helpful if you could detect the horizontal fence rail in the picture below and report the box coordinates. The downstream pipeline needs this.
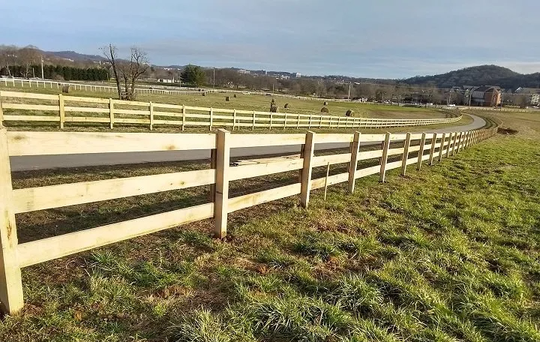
[0,91,462,131]
[0,124,497,314]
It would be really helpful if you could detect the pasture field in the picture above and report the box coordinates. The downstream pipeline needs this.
[0,110,538,341]
[0,83,447,119]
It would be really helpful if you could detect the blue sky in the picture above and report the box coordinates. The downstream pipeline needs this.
[2,0,539,78]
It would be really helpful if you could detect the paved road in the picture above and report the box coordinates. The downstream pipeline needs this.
[10,115,485,171]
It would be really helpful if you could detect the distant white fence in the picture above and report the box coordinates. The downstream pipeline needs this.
[0,91,462,131]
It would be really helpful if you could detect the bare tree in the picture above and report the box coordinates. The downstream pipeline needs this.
[17,46,41,78]
[0,45,18,76]
[101,44,122,99]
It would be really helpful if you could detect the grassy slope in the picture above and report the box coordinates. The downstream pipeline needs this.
[0,112,539,341]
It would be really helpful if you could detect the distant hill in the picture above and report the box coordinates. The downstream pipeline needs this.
[45,50,105,62]
[403,65,540,89]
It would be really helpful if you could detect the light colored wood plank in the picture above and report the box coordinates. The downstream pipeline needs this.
[2,115,59,122]
[17,203,214,268]
[228,183,301,213]
[0,128,24,314]
[0,91,57,100]
[229,158,303,181]
[313,153,352,167]
[63,95,110,104]
[229,134,306,148]
[300,131,315,208]
[149,102,154,130]
[386,160,402,171]
[2,103,59,111]
[355,164,380,179]
[446,132,453,158]
[401,132,411,176]
[417,133,427,170]
[315,133,354,144]
[214,129,230,238]
[379,132,391,182]
[13,169,215,214]
[58,94,65,129]
[429,133,437,165]
[312,172,349,190]
[63,107,110,114]
[6,131,216,156]
[359,149,384,160]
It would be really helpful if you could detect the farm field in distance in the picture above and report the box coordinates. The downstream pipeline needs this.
[0,82,449,119]
[0,109,538,341]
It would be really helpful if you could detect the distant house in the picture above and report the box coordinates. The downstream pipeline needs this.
[515,87,540,106]
[158,78,174,84]
[470,86,501,107]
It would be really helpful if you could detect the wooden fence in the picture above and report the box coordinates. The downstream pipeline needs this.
[0,124,497,314]
[0,91,462,131]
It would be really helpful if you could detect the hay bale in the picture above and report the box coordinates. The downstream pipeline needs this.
[202,92,206,96]
[61,85,70,93]
[345,109,354,117]
[234,94,237,98]
[225,96,230,101]
[321,107,329,113]
[323,101,328,106]
[284,103,289,109]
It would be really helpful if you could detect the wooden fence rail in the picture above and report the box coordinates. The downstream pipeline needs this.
[0,124,497,314]
[0,91,462,131]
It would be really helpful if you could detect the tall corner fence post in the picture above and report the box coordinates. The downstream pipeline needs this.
[379,132,391,182]
[401,132,411,176]
[0,128,24,315]
[438,133,446,162]
[108,98,114,129]
[149,101,154,131]
[429,133,437,165]
[347,131,361,193]
[300,131,316,208]
[417,132,427,170]
[58,94,65,129]
[214,129,230,239]
[182,105,186,131]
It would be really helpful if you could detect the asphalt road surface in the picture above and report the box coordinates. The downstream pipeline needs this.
[10,115,485,172]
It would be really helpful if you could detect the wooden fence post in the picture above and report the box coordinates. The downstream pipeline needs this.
[209,108,214,131]
[283,113,287,130]
[0,128,24,315]
[438,133,446,162]
[379,132,391,182]
[182,105,186,131]
[300,131,315,208]
[0,93,4,124]
[429,133,437,165]
[401,132,411,176]
[308,114,313,129]
[452,132,458,156]
[269,113,273,130]
[446,132,452,158]
[232,110,237,131]
[214,129,230,239]
[252,111,256,131]
[417,133,426,170]
[347,131,361,193]
[296,115,300,129]
[149,101,154,131]
[109,98,114,129]
[58,94,65,129]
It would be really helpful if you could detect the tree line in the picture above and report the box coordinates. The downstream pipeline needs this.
[4,65,109,81]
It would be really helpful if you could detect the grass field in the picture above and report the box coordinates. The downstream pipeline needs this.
[0,83,448,119]
[0,110,538,341]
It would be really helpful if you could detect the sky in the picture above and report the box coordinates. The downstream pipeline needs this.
[2,0,540,79]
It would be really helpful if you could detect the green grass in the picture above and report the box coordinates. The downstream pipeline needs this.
[0,111,538,341]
